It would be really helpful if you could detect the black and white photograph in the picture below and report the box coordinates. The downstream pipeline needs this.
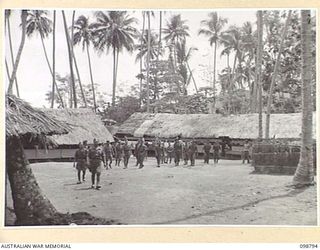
[4,8,317,226]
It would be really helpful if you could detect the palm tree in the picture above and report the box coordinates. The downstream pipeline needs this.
[220,26,243,113]
[51,10,56,108]
[163,14,190,69]
[293,10,314,187]
[5,10,20,97]
[91,11,138,106]
[8,10,28,94]
[256,10,264,139]
[73,15,97,111]
[25,10,53,76]
[62,10,77,108]
[199,12,228,97]
[265,10,292,138]
[145,11,152,112]
[135,30,160,63]
[176,40,198,95]
[25,10,64,107]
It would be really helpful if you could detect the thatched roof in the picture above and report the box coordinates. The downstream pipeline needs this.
[117,112,316,139]
[6,95,69,137]
[42,108,114,145]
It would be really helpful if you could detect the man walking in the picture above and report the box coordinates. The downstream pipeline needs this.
[73,143,87,184]
[183,141,189,165]
[203,140,211,164]
[137,138,147,169]
[103,140,114,169]
[123,138,131,169]
[88,140,105,190]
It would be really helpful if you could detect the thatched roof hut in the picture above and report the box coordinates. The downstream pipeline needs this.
[6,95,69,137]
[42,108,114,145]
[116,112,316,140]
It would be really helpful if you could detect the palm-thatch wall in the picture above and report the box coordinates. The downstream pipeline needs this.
[42,108,114,145]
[116,112,316,140]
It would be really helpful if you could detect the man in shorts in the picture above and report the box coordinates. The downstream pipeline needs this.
[188,140,198,166]
[123,138,131,169]
[154,137,162,168]
[88,140,105,190]
[203,140,212,164]
[103,140,114,169]
[212,141,221,164]
[73,143,87,184]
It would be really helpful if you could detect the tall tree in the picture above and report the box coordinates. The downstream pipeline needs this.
[256,11,264,139]
[92,11,138,106]
[70,11,87,108]
[73,15,98,111]
[293,10,314,187]
[146,11,152,112]
[5,10,20,97]
[62,10,77,108]
[51,10,56,108]
[265,10,292,138]
[8,10,28,94]
[25,10,53,77]
[198,12,228,99]
[163,14,190,69]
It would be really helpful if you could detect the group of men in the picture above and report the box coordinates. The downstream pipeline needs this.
[73,136,251,190]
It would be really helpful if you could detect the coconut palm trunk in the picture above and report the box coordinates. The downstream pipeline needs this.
[6,15,20,97]
[139,12,146,107]
[293,10,314,187]
[8,10,28,94]
[71,11,87,108]
[6,136,57,225]
[86,43,97,112]
[255,10,264,139]
[265,10,292,138]
[213,41,217,96]
[62,11,77,108]
[112,45,117,106]
[146,11,151,112]
[51,11,56,108]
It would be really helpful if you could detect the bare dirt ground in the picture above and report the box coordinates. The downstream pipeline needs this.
[6,159,317,225]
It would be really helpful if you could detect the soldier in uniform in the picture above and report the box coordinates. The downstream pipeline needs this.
[173,137,183,166]
[154,137,162,168]
[134,139,141,166]
[188,140,198,166]
[203,140,212,164]
[73,143,87,184]
[212,141,221,164]
[242,140,251,164]
[183,141,189,165]
[137,138,147,169]
[103,140,114,169]
[88,140,105,190]
[166,142,174,164]
[114,141,123,167]
[123,138,131,169]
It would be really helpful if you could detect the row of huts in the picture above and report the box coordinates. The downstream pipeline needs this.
[23,109,316,162]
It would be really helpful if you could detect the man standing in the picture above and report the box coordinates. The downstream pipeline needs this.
[188,140,198,166]
[203,140,212,164]
[88,140,105,190]
[163,140,169,163]
[123,138,131,169]
[173,136,183,166]
[114,141,123,167]
[166,141,174,164]
[183,141,189,165]
[212,141,221,164]
[154,137,162,168]
[242,140,251,164]
[103,140,114,169]
[137,138,147,169]
[73,143,87,184]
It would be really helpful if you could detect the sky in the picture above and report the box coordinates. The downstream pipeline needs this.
[5,9,257,108]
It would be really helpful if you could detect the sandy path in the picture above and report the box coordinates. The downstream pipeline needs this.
[6,159,317,225]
